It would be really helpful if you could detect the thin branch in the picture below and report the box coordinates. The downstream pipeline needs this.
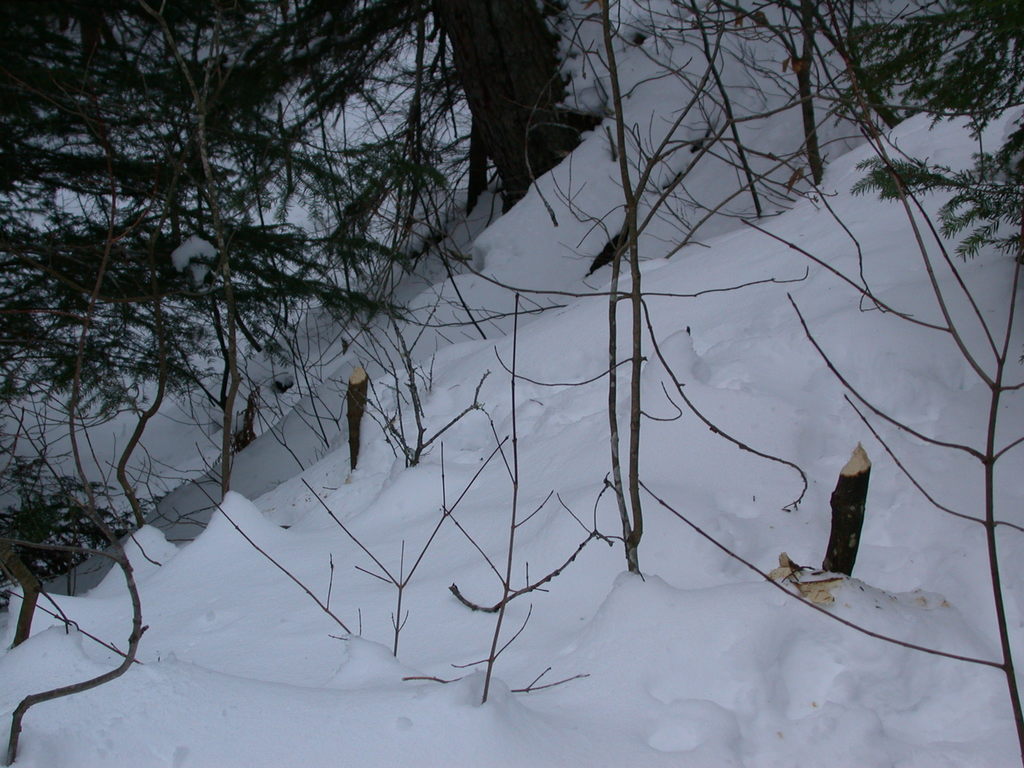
[449,531,601,613]
[744,219,947,332]
[641,481,1003,669]
[211,492,351,634]
[640,300,808,510]
[789,295,985,460]
[511,669,590,693]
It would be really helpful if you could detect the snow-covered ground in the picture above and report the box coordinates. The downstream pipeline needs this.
[2,5,1022,766]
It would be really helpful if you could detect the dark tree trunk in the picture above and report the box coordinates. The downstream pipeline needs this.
[434,0,595,208]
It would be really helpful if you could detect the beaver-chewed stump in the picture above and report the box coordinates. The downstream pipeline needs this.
[821,443,871,576]
[347,366,368,473]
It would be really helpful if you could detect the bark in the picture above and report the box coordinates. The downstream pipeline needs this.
[434,0,595,207]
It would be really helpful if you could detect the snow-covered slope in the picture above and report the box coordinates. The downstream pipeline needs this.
[2,109,1021,766]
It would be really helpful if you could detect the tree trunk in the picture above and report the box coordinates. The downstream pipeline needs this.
[0,541,40,648]
[434,0,595,208]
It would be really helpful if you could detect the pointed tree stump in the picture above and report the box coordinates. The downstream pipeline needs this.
[347,367,368,472]
[822,443,871,576]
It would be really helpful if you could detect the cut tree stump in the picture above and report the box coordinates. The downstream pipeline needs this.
[347,367,368,473]
[821,443,871,576]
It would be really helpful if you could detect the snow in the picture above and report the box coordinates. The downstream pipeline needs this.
[170,235,216,287]
[3,6,1022,767]
[170,236,216,273]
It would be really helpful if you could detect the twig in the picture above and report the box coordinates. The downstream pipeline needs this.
[512,669,590,693]
[449,531,601,612]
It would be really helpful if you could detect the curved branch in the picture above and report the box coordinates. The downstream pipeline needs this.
[789,295,984,460]
[641,300,808,510]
